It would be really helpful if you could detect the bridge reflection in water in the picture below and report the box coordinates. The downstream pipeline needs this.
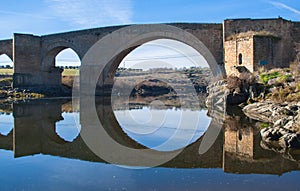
[0,98,300,175]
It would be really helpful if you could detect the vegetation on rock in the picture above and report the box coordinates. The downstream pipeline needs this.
[258,68,300,102]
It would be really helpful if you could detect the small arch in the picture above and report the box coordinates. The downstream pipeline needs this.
[42,39,81,71]
[0,54,13,88]
[42,47,81,90]
[238,53,243,65]
[55,48,81,68]
[42,46,81,69]
[0,54,13,70]
[56,48,81,90]
[43,40,81,60]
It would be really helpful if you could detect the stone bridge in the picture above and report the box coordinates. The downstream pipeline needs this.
[0,23,225,92]
[1,18,300,93]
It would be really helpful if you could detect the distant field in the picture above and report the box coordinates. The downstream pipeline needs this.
[0,68,79,76]
[62,69,79,76]
[0,69,13,75]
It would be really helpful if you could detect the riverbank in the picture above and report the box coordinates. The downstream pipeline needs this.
[208,66,300,150]
[242,68,300,150]
[0,68,78,102]
[0,67,212,102]
[243,102,300,149]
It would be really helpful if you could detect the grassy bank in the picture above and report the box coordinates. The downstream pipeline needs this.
[0,68,79,76]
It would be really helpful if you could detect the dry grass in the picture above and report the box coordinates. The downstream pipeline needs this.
[0,68,79,76]
[62,69,79,76]
[0,77,12,86]
[0,68,13,75]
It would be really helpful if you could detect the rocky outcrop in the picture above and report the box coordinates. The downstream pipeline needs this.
[243,102,300,131]
[243,102,300,149]
[260,127,300,149]
[206,78,264,108]
[206,80,228,114]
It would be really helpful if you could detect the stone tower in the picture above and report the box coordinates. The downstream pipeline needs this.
[223,18,297,75]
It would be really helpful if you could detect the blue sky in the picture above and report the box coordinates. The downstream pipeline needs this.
[0,0,299,67]
[0,0,299,39]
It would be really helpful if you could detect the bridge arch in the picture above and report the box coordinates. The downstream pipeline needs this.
[39,42,81,90]
[41,41,81,71]
[80,24,224,96]
[79,24,225,167]
[0,40,13,63]
[0,54,13,68]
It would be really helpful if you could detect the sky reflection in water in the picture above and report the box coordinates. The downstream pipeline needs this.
[114,107,211,151]
[0,113,13,136]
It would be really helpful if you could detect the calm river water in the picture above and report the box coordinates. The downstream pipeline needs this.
[0,98,300,191]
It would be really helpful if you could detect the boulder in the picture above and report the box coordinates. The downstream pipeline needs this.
[280,133,300,149]
[245,101,300,149]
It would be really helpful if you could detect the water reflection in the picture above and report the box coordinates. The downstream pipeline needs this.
[0,98,299,175]
[114,107,211,151]
[56,113,81,142]
[0,113,13,136]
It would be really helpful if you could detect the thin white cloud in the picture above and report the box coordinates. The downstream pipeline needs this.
[269,1,300,15]
[46,0,133,27]
[0,10,54,20]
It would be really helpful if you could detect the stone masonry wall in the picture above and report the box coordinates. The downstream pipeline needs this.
[253,36,281,71]
[224,36,254,74]
[13,34,43,88]
[223,18,295,74]
[293,22,300,65]
[0,39,13,60]
[172,23,224,65]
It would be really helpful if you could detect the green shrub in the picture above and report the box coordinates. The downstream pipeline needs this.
[260,71,280,84]
[259,122,270,129]
[278,74,292,83]
[297,83,300,91]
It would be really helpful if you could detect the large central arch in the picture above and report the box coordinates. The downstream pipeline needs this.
[78,24,225,167]
[80,24,223,96]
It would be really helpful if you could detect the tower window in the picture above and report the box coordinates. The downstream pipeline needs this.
[238,53,243,65]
